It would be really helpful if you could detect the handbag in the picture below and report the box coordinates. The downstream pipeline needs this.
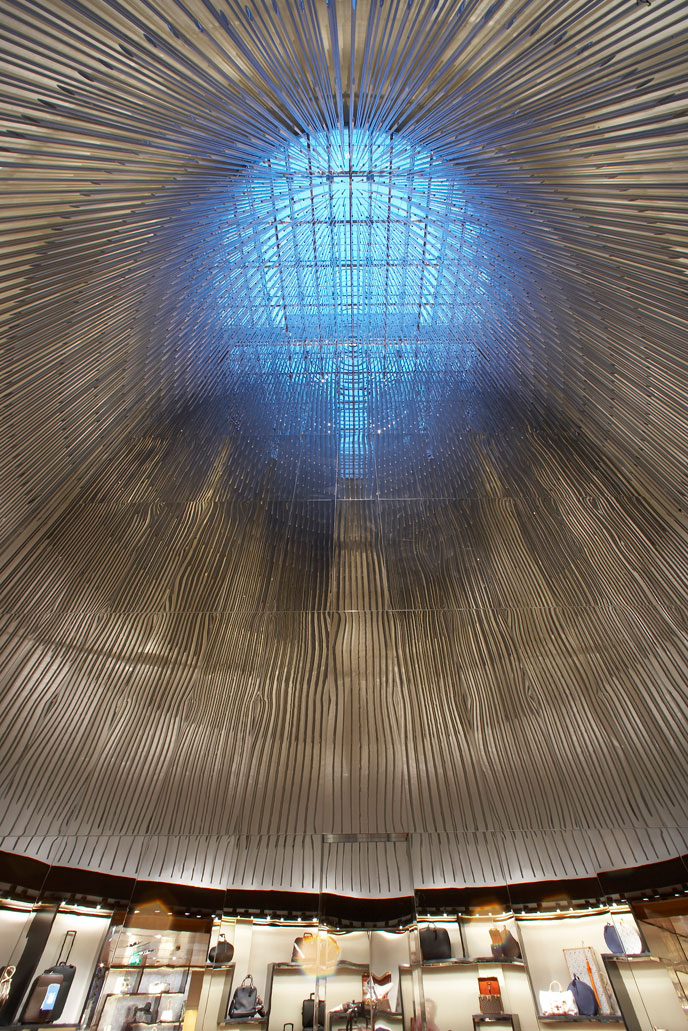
[228,975,261,1019]
[133,1002,157,1025]
[603,923,624,955]
[568,974,598,1016]
[604,919,645,956]
[292,933,315,963]
[489,927,521,960]
[538,981,578,1017]
[291,933,341,976]
[478,977,502,1015]
[208,934,234,965]
[0,967,15,1007]
[419,925,451,961]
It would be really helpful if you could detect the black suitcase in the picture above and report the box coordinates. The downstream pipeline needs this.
[20,974,63,1024]
[41,963,76,1021]
[302,993,324,1031]
[21,930,77,1023]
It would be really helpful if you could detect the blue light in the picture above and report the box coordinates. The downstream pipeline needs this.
[220,128,486,346]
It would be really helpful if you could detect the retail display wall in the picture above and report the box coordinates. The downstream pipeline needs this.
[1,856,687,1031]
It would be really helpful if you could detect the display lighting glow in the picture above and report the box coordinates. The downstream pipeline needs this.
[220,128,486,347]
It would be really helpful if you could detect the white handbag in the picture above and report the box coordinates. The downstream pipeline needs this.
[617,918,644,955]
[539,981,578,1017]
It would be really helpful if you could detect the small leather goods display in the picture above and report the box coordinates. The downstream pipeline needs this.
[302,992,325,1030]
[227,975,265,1020]
[538,981,578,1017]
[489,926,521,960]
[419,924,451,961]
[568,974,598,1016]
[478,976,502,1015]
[208,933,234,965]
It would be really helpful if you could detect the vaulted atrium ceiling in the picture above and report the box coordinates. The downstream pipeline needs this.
[0,0,687,894]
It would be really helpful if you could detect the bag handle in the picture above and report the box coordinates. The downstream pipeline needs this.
[241,975,254,988]
[548,981,562,992]
[57,930,76,965]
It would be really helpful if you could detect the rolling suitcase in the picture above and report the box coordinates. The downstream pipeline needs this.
[21,930,76,1024]
[20,974,64,1023]
[302,993,325,1031]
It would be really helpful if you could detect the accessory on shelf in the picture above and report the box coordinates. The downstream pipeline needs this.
[150,981,171,995]
[489,926,521,960]
[20,930,77,1024]
[419,924,451,961]
[292,932,341,976]
[603,922,624,955]
[604,919,646,956]
[564,945,614,1015]
[362,972,393,1012]
[538,981,578,1017]
[228,975,264,1020]
[133,1001,158,1025]
[208,933,234,965]
[302,992,325,1031]
[478,976,503,1015]
[0,967,15,1007]
[292,933,314,963]
[334,1001,366,1031]
[568,974,598,1016]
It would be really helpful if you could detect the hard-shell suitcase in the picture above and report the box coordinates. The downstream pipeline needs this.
[21,929,77,1023]
[302,993,325,1030]
[41,963,76,1021]
[20,974,64,1024]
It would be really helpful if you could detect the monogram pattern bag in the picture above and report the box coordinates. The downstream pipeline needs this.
[538,981,578,1017]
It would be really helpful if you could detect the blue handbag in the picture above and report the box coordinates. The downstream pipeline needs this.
[568,974,598,1016]
[603,922,624,955]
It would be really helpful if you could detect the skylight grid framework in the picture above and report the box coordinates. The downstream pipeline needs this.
[218,128,488,347]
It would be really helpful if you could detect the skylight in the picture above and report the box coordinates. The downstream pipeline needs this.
[220,128,486,346]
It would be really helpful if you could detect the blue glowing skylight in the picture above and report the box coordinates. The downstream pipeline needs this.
[220,128,487,346]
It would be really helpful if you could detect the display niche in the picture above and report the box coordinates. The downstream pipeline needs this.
[1,854,688,1031]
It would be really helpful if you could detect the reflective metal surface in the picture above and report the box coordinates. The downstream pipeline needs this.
[0,0,686,891]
